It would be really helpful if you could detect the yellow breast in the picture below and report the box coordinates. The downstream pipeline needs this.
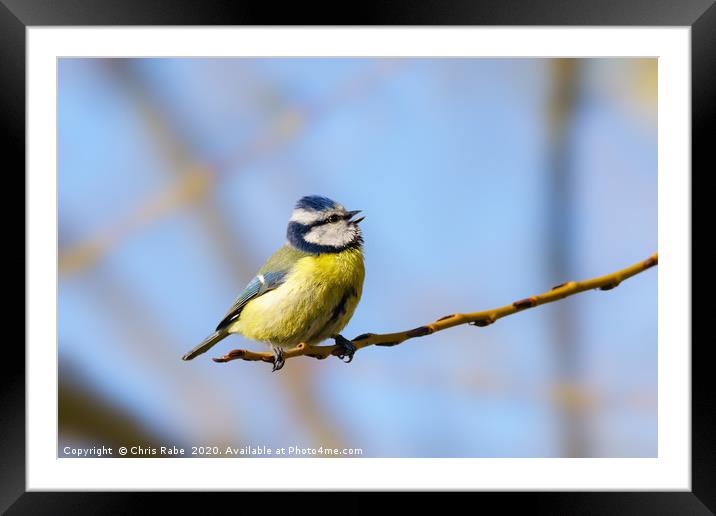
[231,248,365,347]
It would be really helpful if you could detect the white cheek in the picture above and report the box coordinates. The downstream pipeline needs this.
[305,222,354,247]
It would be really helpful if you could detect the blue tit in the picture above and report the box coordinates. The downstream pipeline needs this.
[182,195,366,371]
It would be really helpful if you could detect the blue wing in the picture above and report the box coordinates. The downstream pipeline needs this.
[215,271,287,331]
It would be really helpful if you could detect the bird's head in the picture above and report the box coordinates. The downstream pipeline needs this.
[287,195,364,254]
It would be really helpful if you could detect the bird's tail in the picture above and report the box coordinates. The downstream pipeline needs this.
[182,330,228,361]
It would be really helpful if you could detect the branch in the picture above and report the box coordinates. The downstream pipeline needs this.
[212,252,658,367]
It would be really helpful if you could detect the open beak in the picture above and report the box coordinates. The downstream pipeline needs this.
[347,210,365,224]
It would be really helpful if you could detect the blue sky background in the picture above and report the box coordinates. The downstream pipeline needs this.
[58,58,657,458]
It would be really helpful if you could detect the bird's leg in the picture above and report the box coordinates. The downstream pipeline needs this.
[332,334,357,363]
[271,346,286,372]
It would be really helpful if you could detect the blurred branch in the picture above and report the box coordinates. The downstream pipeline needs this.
[60,60,259,280]
[59,357,166,453]
[547,58,585,457]
[59,60,401,278]
[213,253,658,367]
[59,252,246,443]
[59,166,213,276]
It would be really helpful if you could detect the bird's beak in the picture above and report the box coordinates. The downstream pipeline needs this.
[347,210,365,224]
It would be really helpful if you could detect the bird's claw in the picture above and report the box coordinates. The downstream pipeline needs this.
[272,347,285,372]
[333,335,356,363]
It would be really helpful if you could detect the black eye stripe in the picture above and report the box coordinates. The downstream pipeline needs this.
[310,213,347,227]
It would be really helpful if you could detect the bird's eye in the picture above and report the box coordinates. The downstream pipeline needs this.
[327,215,340,223]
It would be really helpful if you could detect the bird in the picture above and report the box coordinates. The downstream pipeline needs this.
[182,195,366,371]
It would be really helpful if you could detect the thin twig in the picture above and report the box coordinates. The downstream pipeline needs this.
[213,252,658,366]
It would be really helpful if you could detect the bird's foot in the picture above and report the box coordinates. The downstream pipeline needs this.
[271,346,286,372]
[332,335,357,363]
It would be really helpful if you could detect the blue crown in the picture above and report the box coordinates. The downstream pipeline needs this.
[295,195,338,212]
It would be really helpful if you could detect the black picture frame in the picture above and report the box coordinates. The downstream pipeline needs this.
[4,1,710,513]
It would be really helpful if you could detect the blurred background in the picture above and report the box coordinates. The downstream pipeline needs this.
[58,58,657,458]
